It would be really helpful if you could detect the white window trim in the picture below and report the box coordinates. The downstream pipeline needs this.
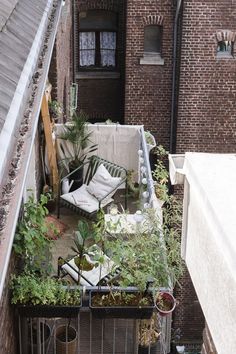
[140,52,164,65]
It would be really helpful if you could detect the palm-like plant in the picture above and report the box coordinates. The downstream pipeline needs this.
[60,111,97,171]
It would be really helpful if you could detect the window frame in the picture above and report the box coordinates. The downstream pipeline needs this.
[79,29,118,71]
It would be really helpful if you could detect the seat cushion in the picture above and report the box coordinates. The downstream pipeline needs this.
[86,164,122,200]
[61,184,113,213]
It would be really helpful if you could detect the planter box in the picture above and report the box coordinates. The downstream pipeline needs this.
[89,290,154,319]
[16,304,81,318]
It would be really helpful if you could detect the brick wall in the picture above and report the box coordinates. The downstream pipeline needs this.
[75,0,126,123]
[0,255,17,354]
[176,0,236,153]
[125,0,174,149]
[173,266,205,345]
[48,0,72,121]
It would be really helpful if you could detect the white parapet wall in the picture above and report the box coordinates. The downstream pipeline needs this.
[170,152,236,354]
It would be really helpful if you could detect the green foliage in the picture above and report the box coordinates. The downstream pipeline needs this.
[49,100,63,119]
[105,209,170,292]
[59,111,97,170]
[10,273,81,306]
[13,194,54,274]
[153,145,184,286]
[152,145,169,201]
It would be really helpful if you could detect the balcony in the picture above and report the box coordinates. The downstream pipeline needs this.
[13,125,180,354]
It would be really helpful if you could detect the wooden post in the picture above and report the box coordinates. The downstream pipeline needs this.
[41,92,59,197]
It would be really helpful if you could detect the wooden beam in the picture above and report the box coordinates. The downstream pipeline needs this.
[41,93,59,197]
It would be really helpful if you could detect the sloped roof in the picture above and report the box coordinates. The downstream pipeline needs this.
[0,0,48,133]
[0,0,63,299]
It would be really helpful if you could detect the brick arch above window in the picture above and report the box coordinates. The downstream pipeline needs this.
[142,14,164,26]
[78,1,119,12]
[216,30,236,42]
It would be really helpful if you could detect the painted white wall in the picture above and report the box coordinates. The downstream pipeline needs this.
[178,153,236,354]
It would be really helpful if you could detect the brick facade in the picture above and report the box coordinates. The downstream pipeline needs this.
[125,0,174,149]
[75,0,126,123]
[176,0,236,153]
[0,256,17,354]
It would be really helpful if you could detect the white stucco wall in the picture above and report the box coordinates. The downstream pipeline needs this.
[180,153,236,354]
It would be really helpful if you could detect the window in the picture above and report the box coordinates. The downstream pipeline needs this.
[140,25,164,65]
[217,40,233,57]
[79,10,117,69]
[216,30,235,59]
[144,25,162,54]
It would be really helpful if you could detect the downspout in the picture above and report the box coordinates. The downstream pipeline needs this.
[169,0,183,154]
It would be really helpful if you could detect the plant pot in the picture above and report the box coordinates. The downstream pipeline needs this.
[17,304,81,318]
[155,292,176,316]
[89,290,154,319]
[56,325,77,354]
[28,321,51,354]
[69,165,83,192]
[138,342,159,354]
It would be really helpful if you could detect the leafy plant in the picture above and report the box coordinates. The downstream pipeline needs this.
[10,273,80,306]
[139,313,161,347]
[152,145,169,201]
[49,99,63,120]
[13,194,55,274]
[105,208,170,292]
[59,111,97,171]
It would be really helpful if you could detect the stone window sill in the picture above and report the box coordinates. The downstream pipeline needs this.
[140,53,164,66]
[216,52,234,59]
[76,72,120,79]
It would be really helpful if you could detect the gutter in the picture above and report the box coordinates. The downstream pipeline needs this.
[169,0,183,154]
[0,0,64,300]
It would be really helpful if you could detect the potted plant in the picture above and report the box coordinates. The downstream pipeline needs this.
[138,312,161,354]
[13,194,56,275]
[10,272,81,317]
[59,111,97,191]
[155,291,176,316]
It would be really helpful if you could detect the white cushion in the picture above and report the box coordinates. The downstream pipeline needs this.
[62,245,116,286]
[61,184,113,213]
[86,164,122,200]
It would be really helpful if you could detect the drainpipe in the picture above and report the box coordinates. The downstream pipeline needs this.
[170,0,183,154]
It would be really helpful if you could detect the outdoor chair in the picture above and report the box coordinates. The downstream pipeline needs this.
[57,155,127,219]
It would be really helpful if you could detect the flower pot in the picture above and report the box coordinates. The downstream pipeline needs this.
[17,304,81,318]
[155,292,176,316]
[56,325,77,354]
[69,166,83,192]
[89,289,154,319]
[28,321,51,354]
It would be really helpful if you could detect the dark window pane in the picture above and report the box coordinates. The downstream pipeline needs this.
[144,25,161,53]
[79,10,117,30]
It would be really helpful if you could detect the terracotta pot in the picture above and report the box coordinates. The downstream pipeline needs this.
[155,292,176,316]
